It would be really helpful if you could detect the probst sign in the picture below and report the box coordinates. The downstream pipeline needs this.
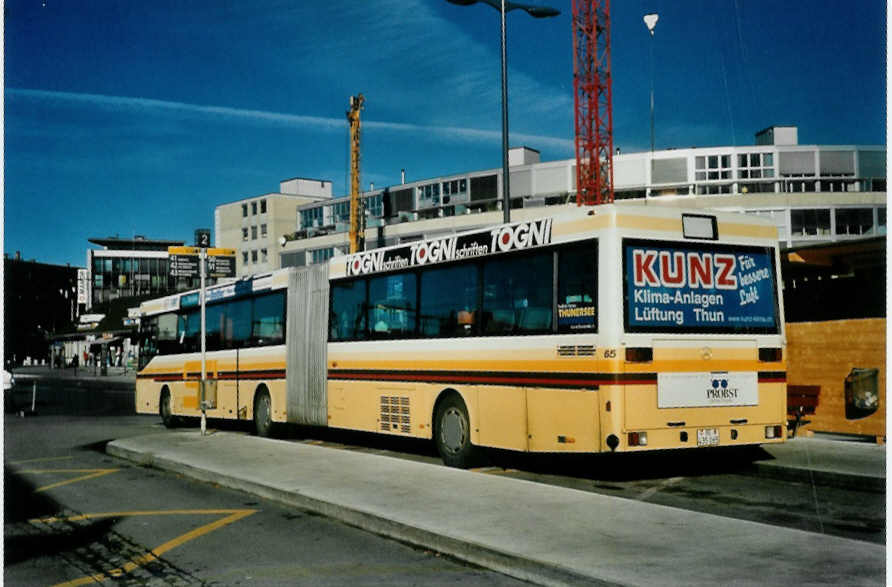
[345,218,553,277]
[624,239,779,333]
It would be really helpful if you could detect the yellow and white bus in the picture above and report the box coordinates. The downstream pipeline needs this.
[136,204,787,467]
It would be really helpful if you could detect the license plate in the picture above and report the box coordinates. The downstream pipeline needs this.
[697,428,719,447]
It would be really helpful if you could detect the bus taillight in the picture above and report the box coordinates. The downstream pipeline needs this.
[628,431,648,446]
[765,425,783,439]
[625,347,653,363]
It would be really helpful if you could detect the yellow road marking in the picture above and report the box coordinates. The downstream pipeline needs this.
[18,468,120,493]
[8,456,74,465]
[35,509,257,587]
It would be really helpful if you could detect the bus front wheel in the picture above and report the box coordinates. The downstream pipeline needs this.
[434,394,479,468]
[254,388,273,437]
[160,388,177,429]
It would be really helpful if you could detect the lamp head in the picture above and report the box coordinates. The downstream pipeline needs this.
[644,13,659,35]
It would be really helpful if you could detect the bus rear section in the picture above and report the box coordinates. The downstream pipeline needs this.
[611,234,786,452]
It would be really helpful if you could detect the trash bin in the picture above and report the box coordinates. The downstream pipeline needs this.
[845,367,879,420]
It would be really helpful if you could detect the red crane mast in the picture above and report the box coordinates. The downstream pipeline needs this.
[573,0,614,205]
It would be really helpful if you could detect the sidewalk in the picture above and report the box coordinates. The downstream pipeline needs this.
[107,432,885,586]
[755,434,886,492]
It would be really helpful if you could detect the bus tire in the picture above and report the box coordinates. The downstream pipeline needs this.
[434,393,479,469]
[254,388,274,438]
[159,388,177,429]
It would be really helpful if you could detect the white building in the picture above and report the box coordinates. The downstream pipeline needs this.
[215,177,333,275]
[278,126,885,267]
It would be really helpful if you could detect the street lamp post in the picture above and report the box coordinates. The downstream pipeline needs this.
[643,13,659,154]
[446,0,560,224]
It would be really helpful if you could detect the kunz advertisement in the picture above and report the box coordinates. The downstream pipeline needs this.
[624,239,778,333]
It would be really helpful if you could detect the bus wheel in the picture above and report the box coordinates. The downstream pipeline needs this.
[434,394,478,468]
[254,388,273,438]
[160,388,177,429]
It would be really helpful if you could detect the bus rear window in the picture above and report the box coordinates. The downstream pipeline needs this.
[623,239,780,334]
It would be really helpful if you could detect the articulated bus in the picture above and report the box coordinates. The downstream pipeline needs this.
[136,204,787,467]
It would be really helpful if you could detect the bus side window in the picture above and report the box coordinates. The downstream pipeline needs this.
[252,292,286,346]
[368,273,417,339]
[557,242,597,333]
[419,264,479,337]
[330,280,367,342]
[155,312,179,356]
[482,251,552,335]
[181,310,201,353]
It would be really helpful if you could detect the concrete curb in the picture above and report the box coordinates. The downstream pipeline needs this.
[107,440,620,587]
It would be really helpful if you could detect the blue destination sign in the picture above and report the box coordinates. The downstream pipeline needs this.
[624,240,779,333]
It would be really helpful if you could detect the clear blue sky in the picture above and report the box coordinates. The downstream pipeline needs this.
[4,0,886,268]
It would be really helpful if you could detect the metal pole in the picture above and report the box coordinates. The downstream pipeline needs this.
[649,35,655,153]
[200,248,207,436]
[500,0,511,224]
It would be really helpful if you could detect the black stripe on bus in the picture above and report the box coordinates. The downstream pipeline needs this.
[326,369,661,389]
[138,369,287,382]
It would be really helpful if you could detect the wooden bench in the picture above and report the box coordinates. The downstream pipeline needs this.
[787,385,820,437]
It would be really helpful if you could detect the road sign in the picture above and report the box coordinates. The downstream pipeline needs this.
[195,228,211,248]
[169,246,201,255]
[207,255,236,278]
[169,253,200,277]
[207,247,236,257]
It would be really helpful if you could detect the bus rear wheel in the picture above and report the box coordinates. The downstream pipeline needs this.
[254,389,273,437]
[160,388,177,429]
[434,394,479,468]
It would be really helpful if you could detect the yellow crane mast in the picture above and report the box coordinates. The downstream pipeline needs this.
[347,94,365,254]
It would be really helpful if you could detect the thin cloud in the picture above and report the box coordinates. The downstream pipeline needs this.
[8,88,573,152]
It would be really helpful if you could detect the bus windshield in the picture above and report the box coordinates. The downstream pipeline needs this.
[623,239,780,335]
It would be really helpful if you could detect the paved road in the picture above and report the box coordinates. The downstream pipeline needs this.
[4,414,527,586]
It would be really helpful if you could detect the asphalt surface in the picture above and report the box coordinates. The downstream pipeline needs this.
[107,430,886,586]
[9,367,886,585]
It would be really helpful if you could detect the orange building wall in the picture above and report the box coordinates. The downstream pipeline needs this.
[786,319,886,439]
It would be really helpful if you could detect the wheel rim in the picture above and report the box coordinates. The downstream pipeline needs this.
[258,395,270,427]
[440,406,467,455]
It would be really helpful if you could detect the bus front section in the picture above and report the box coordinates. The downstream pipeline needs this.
[610,234,786,452]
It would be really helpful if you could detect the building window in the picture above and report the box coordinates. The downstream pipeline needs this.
[738,152,775,180]
[696,184,732,195]
[242,228,249,241]
[260,199,267,214]
[310,248,335,264]
[261,248,268,263]
[242,252,249,264]
[790,209,831,237]
[251,250,258,262]
[261,224,267,237]
[332,201,350,225]
[251,202,258,215]
[251,226,258,240]
[695,154,732,181]
[835,208,875,236]
[365,194,383,218]
[300,207,324,229]
[242,204,248,217]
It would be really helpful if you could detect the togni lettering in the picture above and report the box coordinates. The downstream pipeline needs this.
[346,217,553,276]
